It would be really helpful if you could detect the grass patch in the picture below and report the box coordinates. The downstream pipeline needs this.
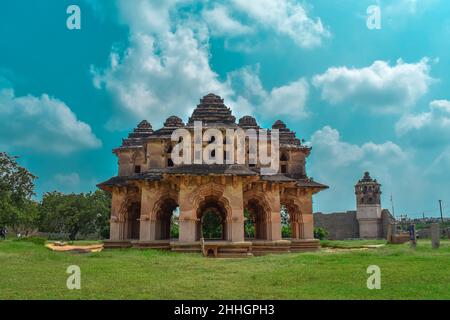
[0,239,448,300]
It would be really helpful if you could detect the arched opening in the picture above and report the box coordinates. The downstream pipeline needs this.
[126,202,141,240]
[245,199,268,240]
[196,196,228,241]
[280,206,291,238]
[280,153,288,162]
[167,158,174,167]
[155,198,179,240]
[281,203,304,239]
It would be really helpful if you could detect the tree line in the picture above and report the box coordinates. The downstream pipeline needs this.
[0,152,111,240]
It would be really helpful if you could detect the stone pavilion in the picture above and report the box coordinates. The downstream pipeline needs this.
[98,94,328,257]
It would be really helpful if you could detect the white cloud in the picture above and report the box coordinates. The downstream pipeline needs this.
[310,126,406,168]
[395,99,450,146]
[202,5,253,37]
[91,1,316,129]
[92,28,231,128]
[227,66,309,119]
[115,0,180,34]
[54,173,81,187]
[0,88,101,154]
[91,0,236,129]
[231,0,330,48]
[313,58,434,113]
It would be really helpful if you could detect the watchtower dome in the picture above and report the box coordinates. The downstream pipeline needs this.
[355,172,382,239]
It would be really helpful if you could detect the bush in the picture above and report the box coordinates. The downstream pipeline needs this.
[314,227,328,240]
[281,225,291,238]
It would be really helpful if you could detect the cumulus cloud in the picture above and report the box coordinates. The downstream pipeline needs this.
[230,0,330,48]
[202,5,253,37]
[91,1,317,129]
[0,88,101,154]
[310,126,406,168]
[92,28,231,128]
[395,99,450,147]
[313,58,434,113]
[90,0,236,129]
[227,66,309,119]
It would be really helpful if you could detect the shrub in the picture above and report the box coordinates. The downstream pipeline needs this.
[314,227,328,240]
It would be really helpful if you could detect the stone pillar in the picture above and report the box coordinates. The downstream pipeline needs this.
[139,183,158,241]
[179,213,197,242]
[291,220,300,239]
[224,178,245,242]
[110,188,126,240]
[266,187,282,241]
[431,223,440,249]
[178,183,197,242]
[302,213,314,239]
[299,194,314,239]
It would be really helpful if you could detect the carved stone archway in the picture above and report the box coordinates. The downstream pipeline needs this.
[152,196,179,240]
[116,187,141,240]
[188,182,233,241]
[281,197,305,239]
[196,197,228,240]
[244,189,278,241]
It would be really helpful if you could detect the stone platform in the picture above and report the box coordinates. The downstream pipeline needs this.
[103,239,320,257]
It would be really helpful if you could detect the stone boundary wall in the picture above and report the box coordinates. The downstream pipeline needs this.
[314,209,394,240]
[381,209,395,239]
[313,211,359,240]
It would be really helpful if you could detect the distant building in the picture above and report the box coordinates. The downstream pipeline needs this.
[355,172,383,239]
[314,172,394,240]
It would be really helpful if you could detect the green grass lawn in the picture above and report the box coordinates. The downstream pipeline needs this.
[0,238,449,300]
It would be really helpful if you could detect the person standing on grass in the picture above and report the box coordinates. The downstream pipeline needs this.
[0,227,6,240]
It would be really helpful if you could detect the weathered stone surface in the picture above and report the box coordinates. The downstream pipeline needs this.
[314,211,359,240]
[97,93,328,256]
[431,223,440,249]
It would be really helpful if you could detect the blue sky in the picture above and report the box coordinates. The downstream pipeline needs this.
[1,0,450,218]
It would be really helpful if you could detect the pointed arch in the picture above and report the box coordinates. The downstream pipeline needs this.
[243,190,273,240]
[281,196,305,239]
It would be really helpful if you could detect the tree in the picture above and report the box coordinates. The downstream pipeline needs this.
[202,211,223,239]
[0,152,38,233]
[89,190,112,239]
[280,207,291,238]
[39,190,111,240]
[244,208,255,238]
